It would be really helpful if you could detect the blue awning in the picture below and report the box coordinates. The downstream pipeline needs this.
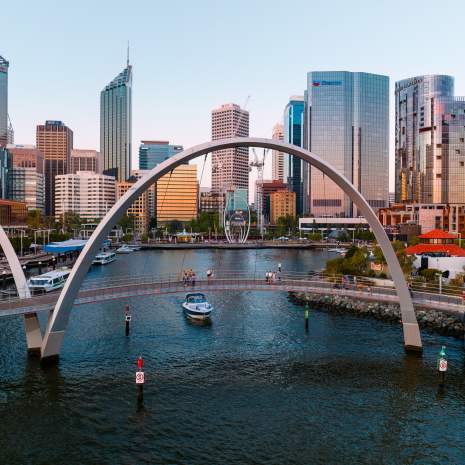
[43,239,88,253]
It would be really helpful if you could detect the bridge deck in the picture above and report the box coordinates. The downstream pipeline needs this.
[0,275,464,319]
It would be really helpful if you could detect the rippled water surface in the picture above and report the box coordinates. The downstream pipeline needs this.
[0,249,464,465]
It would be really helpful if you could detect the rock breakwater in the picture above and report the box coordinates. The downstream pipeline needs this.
[288,292,464,339]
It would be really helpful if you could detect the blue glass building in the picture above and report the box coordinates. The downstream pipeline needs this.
[139,141,183,170]
[283,96,306,216]
[100,63,132,182]
[306,71,389,217]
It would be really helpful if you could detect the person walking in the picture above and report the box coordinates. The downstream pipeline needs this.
[278,263,282,273]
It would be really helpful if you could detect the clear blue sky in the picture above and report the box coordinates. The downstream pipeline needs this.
[3,0,465,190]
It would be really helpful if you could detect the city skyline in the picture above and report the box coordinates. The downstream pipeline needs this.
[4,1,465,191]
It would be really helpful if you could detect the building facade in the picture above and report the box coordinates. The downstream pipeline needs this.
[395,75,457,204]
[71,149,101,174]
[55,171,116,221]
[0,147,11,199]
[139,141,183,170]
[0,199,27,225]
[156,164,198,223]
[100,63,132,182]
[200,190,224,214]
[36,120,73,216]
[271,123,285,182]
[117,179,149,236]
[211,103,249,194]
[7,145,45,211]
[270,190,296,225]
[0,56,8,147]
[306,71,389,217]
[284,96,306,216]
[131,169,156,221]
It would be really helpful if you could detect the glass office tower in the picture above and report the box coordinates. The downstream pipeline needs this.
[395,75,455,204]
[0,56,9,147]
[306,71,389,217]
[139,141,183,170]
[100,63,132,182]
[283,96,306,216]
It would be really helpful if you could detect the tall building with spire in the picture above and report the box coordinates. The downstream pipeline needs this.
[0,55,9,147]
[100,54,132,182]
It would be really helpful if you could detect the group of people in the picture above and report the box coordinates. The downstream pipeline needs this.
[265,270,280,284]
[182,269,196,286]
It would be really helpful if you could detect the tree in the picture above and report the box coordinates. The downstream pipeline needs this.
[275,215,297,237]
[27,210,42,229]
[118,214,135,232]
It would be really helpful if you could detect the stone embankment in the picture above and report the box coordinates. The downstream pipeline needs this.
[288,292,464,339]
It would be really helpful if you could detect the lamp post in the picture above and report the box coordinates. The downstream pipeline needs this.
[435,272,442,295]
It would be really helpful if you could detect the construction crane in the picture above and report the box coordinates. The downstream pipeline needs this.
[250,148,267,239]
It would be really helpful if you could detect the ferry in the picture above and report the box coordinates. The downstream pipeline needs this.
[27,268,71,293]
[116,245,133,254]
[182,293,213,320]
[92,251,116,265]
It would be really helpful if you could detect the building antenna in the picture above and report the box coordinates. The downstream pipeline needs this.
[127,40,130,66]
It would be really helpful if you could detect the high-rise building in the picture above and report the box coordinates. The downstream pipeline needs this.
[211,103,249,195]
[284,97,306,216]
[71,149,102,174]
[139,141,183,170]
[156,164,198,223]
[200,190,224,214]
[255,179,288,223]
[55,171,115,221]
[306,71,389,217]
[0,56,9,147]
[394,75,465,204]
[7,145,45,211]
[131,169,156,221]
[271,123,285,182]
[116,178,149,236]
[0,147,11,198]
[270,190,296,225]
[36,120,73,216]
[100,62,132,182]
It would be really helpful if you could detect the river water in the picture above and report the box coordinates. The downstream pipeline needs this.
[0,248,464,465]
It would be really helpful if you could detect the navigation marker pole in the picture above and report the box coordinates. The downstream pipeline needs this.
[304,304,309,332]
[437,345,447,387]
[125,305,131,336]
[136,355,145,405]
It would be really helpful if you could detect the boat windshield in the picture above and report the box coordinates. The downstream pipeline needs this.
[187,295,206,303]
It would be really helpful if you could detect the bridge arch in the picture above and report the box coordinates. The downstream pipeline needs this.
[0,226,42,352]
[41,137,422,361]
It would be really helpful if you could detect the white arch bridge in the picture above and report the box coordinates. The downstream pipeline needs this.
[0,137,424,361]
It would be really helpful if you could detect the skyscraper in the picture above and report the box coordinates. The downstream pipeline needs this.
[138,141,183,170]
[71,149,102,174]
[7,145,45,212]
[36,120,73,216]
[306,71,389,217]
[211,103,249,195]
[271,123,285,182]
[283,97,306,215]
[100,61,132,182]
[395,75,458,204]
[0,55,9,147]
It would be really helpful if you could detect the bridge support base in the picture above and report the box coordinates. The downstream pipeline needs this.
[40,330,65,364]
[24,313,42,355]
[403,322,423,353]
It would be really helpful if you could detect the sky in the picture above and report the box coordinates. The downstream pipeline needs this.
[3,0,465,195]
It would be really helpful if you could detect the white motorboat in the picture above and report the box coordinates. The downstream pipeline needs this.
[128,244,141,251]
[27,268,71,293]
[328,247,347,255]
[116,245,133,254]
[92,251,116,265]
[182,293,213,320]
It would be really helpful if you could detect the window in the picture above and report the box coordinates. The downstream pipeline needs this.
[461,161,464,167]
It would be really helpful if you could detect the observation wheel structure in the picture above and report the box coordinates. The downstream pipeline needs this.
[223,191,251,243]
